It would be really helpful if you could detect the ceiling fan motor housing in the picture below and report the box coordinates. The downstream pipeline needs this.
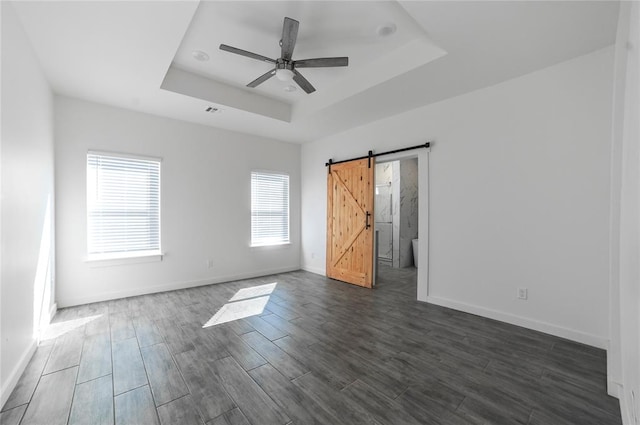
[276,58,294,71]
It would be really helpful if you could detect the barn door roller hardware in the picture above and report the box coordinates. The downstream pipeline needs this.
[325,142,430,171]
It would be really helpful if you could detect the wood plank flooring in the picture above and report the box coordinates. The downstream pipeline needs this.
[1,265,622,424]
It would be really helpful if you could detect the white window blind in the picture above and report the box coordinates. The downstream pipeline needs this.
[251,172,290,246]
[87,152,161,256]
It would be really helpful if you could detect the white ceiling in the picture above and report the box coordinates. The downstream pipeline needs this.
[11,1,619,144]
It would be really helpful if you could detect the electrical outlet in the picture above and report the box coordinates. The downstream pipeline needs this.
[207,259,214,269]
[517,288,528,300]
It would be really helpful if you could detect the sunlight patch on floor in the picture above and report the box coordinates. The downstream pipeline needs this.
[40,314,102,341]
[203,282,277,328]
[229,282,277,302]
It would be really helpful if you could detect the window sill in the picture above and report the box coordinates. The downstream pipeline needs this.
[250,242,291,249]
[85,251,163,267]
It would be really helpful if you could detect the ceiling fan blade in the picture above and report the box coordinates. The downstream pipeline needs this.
[281,17,299,60]
[219,44,276,64]
[293,57,349,68]
[292,70,315,94]
[247,69,276,88]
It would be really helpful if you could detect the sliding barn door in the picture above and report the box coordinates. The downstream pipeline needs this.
[326,158,375,288]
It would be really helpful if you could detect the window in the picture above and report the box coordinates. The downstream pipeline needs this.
[87,152,161,258]
[251,171,290,246]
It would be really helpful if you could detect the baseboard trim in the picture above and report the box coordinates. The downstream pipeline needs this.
[608,380,623,399]
[618,390,632,425]
[301,265,326,276]
[425,295,608,349]
[1,340,37,409]
[57,266,300,307]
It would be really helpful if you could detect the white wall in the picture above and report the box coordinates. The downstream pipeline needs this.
[1,1,55,407]
[302,47,614,348]
[609,2,640,423]
[55,96,301,307]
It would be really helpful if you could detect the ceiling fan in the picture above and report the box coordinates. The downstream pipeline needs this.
[219,17,349,94]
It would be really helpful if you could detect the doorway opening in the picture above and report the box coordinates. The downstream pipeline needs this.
[374,155,421,289]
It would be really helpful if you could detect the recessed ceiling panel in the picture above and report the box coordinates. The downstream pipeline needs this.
[168,1,445,118]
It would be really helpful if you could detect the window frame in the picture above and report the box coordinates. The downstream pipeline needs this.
[250,170,290,247]
[86,150,163,261]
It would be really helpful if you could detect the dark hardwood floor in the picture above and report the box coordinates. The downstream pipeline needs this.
[1,265,622,424]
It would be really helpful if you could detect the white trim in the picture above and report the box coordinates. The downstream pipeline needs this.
[301,265,326,276]
[607,380,623,399]
[619,394,633,425]
[425,295,608,349]
[49,302,58,322]
[87,149,163,163]
[86,250,163,262]
[0,340,37,408]
[417,149,429,300]
[85,251,163,267]
[250,242,291,248]
[57,265,300,307]
[251,169,289,177]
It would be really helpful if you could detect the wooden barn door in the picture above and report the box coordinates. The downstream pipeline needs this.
[326,158,375,288]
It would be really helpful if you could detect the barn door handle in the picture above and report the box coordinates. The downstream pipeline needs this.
[365,211,371,229]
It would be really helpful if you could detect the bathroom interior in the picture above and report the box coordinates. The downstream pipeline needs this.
[375,158,419,275]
